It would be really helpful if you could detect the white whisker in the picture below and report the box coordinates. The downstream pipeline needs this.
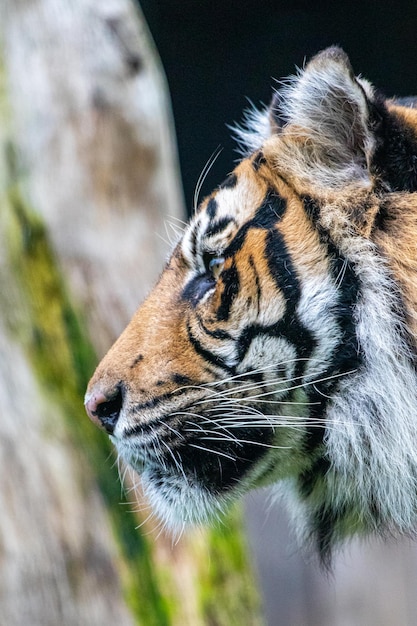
[193,145,223,213]
[189,442,236,461]
[160,439,187,481]
[206,358,311,387]
[154,231,174,247]
[200,435,291,450]
[160,420,185,440]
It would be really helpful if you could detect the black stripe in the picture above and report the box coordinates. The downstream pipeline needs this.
[224,190,287,257]
[299,454,330,499]
[218,173,238,190]
[189,225,198,258]
[302,195,320,223]
[204,216,236,238]
[171,373,192,385]
[301,239,361,456]
[217,261,240,321]
[186,321,234,373]
[235,226,316,374]
[125,401,197,438]
[206,198,218,219]
[196,313,233,340]
[132,386,190,412]
[249,255,261,315]
[265,228,300,310]
[253,191,287,228]
[373,204,417,367]
[130,353,144,368]
[237,318,316,370]
[252,151,267,171]
[302,196,362,377]
[370,98,417,193]
[313,502,348,566]
[265,227,317,376]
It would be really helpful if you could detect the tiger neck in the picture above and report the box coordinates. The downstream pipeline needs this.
[373,192,417,350]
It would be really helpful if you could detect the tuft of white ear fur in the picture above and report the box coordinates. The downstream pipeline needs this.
[231,103,274,155]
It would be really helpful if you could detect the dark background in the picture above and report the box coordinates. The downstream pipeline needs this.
[140,0,417,213]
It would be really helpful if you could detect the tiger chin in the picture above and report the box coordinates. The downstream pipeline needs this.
[85,47,417,561]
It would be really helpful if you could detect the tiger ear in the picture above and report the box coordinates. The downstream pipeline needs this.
[271,47,377,189]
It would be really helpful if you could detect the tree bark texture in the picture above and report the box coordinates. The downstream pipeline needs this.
[0,1,263,625]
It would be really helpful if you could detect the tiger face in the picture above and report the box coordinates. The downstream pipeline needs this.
[85,47,417,558]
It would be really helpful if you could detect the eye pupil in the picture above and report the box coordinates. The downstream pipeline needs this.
[209,258,222,271]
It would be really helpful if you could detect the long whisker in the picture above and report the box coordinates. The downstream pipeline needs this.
[163,220,184,246]
[196,369,357,404]
[335,257,349,289]
[200,435,291,450]
[160,439,187,481]
[193,145,223,213]
[184,419,239,441]
[165,214,189,227]
[206,358,312,386]
[189,442,236,461]
[159,419,185,440]
[171,361,355,402]
[153,231,173,248]
[208,417,358,433]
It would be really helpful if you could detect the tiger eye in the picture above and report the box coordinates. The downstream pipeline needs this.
[208,256,225,280]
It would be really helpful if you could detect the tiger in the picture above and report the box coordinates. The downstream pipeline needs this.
[85,47,417,560]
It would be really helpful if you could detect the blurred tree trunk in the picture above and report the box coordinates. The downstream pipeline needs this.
[0,1,263,625]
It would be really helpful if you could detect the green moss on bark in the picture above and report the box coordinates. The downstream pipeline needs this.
[4,182,172,626]
[202,507,264,626]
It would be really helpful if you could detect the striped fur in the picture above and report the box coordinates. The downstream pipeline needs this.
[85,48,417,559]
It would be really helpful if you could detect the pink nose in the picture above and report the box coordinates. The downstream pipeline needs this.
[85,391,108,426]
[84,387,123,434]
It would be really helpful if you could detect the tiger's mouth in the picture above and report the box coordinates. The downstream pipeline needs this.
[87,363,317,528]
[114,415,276,496]
[105,378,314,530]
[113,416,285,530]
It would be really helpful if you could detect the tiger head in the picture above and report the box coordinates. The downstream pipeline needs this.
[85,48,417,558]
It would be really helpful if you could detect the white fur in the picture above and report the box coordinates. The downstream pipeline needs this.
[322,215,417,531]
[141,467,227,532]
[297,272,343,383]
[232,104,273,155]
[237,336,297,388]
